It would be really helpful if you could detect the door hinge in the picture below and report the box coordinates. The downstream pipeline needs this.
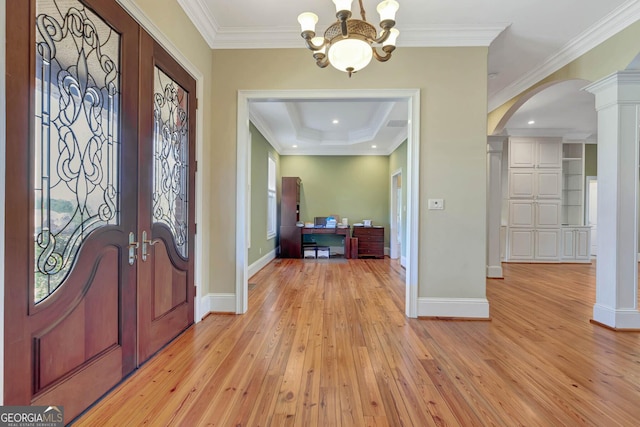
[194,223,197,234]
[195,98,199,110]
[195,160,198,172]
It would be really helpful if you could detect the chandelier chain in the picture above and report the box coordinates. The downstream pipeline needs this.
[359,0,367,21]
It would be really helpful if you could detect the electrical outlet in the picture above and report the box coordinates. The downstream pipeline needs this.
[428,198,444,210]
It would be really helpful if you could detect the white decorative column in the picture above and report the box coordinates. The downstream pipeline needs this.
[487,136,506,278]
[585,71,640,329]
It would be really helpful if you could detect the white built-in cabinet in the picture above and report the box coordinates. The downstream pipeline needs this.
[561,226,591,261]
[505,137,591,263]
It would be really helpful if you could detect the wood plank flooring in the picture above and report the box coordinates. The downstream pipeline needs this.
[74,259,640,426]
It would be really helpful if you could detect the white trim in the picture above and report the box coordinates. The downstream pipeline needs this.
[248,249,277,278]
[486,265,504,278]
[390,168,402,260]
[489,0,640,111]
[1,0,6,405]
[176,0,219,49]
[201,293,237,315]
[238,89,420,318]
[116,0,206,322]
[593,303,640,329]
[401,256,407,268]
[418,297,490,319]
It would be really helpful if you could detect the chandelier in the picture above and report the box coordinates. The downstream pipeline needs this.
[297,0,400,77]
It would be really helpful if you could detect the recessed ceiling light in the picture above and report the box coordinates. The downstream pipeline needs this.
[332,119,339,124]
[292,145,298,148]
[371,145,377,148]
[528,120,535,125]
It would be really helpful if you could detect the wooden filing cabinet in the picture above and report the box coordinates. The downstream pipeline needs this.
[352,226,384,258]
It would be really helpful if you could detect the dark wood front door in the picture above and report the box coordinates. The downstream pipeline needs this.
[136,32,196,364]
[4,0,195,421]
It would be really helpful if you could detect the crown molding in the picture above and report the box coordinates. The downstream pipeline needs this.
[488,0,640,112]
[209,24,509,49]
[248,109,284,153]
[177,0,220,49]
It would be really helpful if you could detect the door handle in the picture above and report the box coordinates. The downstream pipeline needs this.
[128,232,139,265]
[141,230,161,262]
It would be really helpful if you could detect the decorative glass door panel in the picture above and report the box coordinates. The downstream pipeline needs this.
[152,67,188,257]
[34,0,120,302]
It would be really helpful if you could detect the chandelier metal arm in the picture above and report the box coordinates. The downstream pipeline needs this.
[301,31,327,52]
[372,23,396,45]
[372,45,395,62]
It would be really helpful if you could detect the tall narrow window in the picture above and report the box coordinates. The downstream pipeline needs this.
[267,154,276,239]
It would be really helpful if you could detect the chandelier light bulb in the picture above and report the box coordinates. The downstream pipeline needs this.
[297,12,318,33]
[332,0,353,13]
[383,28,400,47]
[377,0,399,22]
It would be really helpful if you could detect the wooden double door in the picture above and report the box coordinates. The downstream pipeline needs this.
[4,0,196,421]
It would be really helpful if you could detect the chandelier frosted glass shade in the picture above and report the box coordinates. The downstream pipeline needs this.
[298,0,399,77]
[329,38,373,74]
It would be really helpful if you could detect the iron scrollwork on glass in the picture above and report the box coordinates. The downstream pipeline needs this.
[152,67,189,258]
[34,0,121,303]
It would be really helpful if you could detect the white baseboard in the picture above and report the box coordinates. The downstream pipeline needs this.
[418,297,490,319]
[486,265,503,278]
[385,246,390,256]
[248,248,276,278]
[401,256,407,268]
[200,293,236,315]
[593,303,640,329]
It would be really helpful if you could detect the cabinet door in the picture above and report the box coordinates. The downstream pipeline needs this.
[561,228,575,259]
[509,169,535,198]
[535,229,561,260]
[575,228,591,259]
[509,200,535,227]
[536,170,562,198]
[536,139,562,168]
[508,228,535,260]
[509,139,536,168]
[536,200,561,227]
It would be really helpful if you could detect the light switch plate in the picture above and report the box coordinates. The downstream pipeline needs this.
[428,198,444,210]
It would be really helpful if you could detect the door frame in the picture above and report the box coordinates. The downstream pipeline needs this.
[390,168,403,262]
[236,89,421,318]
[117,0,205,322]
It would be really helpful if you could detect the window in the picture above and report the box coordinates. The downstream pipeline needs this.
[267,153,277,239]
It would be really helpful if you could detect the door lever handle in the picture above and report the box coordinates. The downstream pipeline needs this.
[128,232,139,265]
[141,230,161,262]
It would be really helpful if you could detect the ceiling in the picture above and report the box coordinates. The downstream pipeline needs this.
[178,0,640,154]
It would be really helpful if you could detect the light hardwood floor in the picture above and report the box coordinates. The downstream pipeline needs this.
[75,259,640,426]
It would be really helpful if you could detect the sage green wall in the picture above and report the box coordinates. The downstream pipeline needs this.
[280,156,390,247]
[584,143,597,177]
[248,123,279,265]
[389,140,408,259]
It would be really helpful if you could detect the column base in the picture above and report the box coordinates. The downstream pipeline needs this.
[486,265,503,278]
[593,303,640,329]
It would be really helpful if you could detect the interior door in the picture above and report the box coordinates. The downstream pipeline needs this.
[4,0,139,420]
[136,32,196,363]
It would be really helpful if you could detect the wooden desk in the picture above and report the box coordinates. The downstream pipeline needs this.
[302,227,352,258]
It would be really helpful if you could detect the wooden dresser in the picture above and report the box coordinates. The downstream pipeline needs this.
[352,226,384,258]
